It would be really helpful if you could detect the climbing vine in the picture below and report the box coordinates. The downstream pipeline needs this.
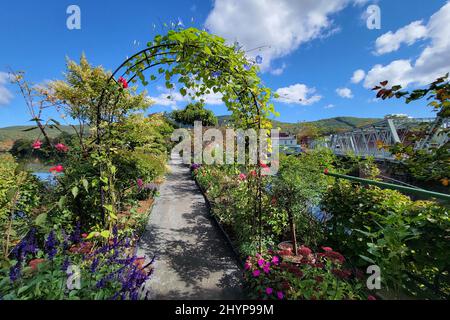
[96,27,278,251]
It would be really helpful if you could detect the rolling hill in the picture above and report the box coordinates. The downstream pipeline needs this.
[217,116,381,135]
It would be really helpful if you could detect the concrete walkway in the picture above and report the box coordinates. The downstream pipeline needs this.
[137,153,243,300]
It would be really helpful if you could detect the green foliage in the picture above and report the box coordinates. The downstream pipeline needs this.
[170,102,218,126]
[0,154,42,260]
[272,150,335,248]
[322,180,450,298]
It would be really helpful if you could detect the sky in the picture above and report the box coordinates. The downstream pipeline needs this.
[0,0,449,127]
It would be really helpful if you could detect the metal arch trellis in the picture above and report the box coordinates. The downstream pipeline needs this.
[94,33,269,252]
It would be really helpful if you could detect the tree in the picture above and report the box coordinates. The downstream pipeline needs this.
[296,123,320,145]
[272,151,333,254]
[170,102,218,127]
[48,54,151,152]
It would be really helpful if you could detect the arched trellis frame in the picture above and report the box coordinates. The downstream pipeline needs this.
[96,27,277,252]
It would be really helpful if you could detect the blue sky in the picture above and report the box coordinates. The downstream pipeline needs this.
[0,0,449,127]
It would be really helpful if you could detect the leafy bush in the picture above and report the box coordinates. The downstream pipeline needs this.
[322,181,450,298]
[0,154,42,260]
[272,151,334,251]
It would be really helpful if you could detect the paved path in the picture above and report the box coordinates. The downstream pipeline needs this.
[137,153,243,300]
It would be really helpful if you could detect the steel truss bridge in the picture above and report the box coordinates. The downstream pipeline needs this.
[312,117,449,160]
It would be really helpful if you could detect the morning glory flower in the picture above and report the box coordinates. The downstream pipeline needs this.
[255,55,263,64]
[211,71,222,78]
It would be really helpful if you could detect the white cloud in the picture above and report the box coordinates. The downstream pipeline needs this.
[275,83,322,105]
[0,72,13,106]
[374,20,428,55]
[324,104,335,109]
[351,69,366,84]
[270,63,287,76]
[205,0,362,71]
[363,2,450,89]
[148,86,224,109]
[336,87,354,99]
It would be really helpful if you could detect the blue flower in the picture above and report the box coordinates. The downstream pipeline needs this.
[45,230,58,260]
[61,258,70,272]
[90,257,100,273]
[244,64,251,71]
[211,71,222,78]
[9,263,21,282]
[70,221,81,243]
[255,55,263,64]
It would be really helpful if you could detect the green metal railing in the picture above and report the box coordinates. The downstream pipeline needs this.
[324,170,450,202]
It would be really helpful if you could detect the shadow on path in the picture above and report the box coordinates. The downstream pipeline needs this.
[137,154,243,300]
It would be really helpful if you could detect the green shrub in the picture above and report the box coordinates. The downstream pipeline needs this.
[322,181,450,298]
[0,154,42,261]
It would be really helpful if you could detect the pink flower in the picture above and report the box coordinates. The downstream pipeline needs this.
[55,143,69,152]
[266,287,273,295]
[253,270,261,277]
[244,262,251,270]
[81,233,88,239]
[32,140,42,150]
[118,77,129,89]
[322,247,333,252]
[137,178,144,189]
[368,295,377,300]
[257,259,265,267]
[238,173,247,181]
[271,256,280,265]
[277,291,284,300]
[49,165,64,173]
[263,263,270,274]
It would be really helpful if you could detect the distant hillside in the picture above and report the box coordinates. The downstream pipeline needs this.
[217,116,381,135]
[0,125,79,151]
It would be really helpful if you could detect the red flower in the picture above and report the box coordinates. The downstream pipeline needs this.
[29,258,45,271]
[249,170,257,177]
[118,76,129,89]
[332,269,352,280]
[238,173,247,181]
[81,233,88,239]
[49,165,64,173]
[298,246,312,257]
[324,168,329,174]
[259,161,269,168]
[32,140,43,150]
[55,143,69,152]
[322,246,333,252]
[324,251,345,264]
[368,295,377,300]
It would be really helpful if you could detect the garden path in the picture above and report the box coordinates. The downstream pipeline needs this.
[137,153,243,300]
